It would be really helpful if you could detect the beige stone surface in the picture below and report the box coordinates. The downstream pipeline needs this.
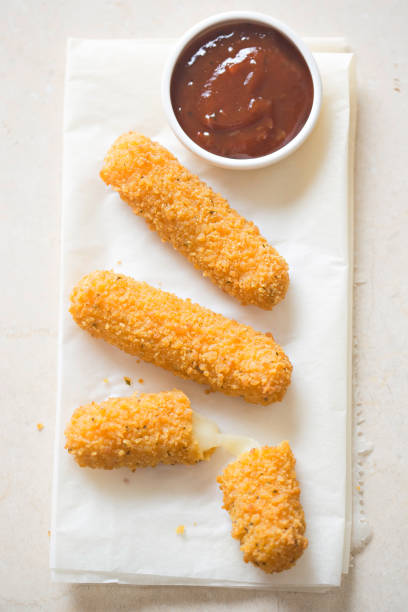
[0,0,407,610]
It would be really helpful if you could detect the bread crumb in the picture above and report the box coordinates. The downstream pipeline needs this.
[123,477,130,484]
[48,530,51,537]
[193,521,197,526]
[117,260,122,265]
[103,378,109,384]
[124,376,131,385]
[176,525,185,535]
[138,378,144,384]
[37,423,44,431]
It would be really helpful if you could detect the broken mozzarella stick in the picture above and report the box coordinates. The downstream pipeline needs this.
[217,441,308,573]
[65,388,307,573]
[69,271,292,405]
[100,132,289,310]
[65,390,217,470]
[65,388,255,470]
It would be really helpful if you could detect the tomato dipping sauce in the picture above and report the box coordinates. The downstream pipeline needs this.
[170,22,314,159]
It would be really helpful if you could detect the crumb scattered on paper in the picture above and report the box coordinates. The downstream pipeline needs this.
[176,525,185,535]
[48,530,51,537]
[124,376,131,385]
[37,423,44,431]
[123,478,130,484]
[138,378,144,384]
[103,377,109,384]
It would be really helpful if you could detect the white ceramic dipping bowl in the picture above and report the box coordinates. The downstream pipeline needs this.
[162,11,322,170]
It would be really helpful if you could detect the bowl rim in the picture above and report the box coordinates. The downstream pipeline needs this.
[161,11,322,170]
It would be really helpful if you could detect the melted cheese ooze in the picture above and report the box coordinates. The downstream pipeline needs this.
[192,411,259,457]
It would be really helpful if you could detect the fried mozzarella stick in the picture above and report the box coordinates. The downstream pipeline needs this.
[100,132,289,310]
[65,390,217,470]
[70,271,292,405]
[217,442,307,573]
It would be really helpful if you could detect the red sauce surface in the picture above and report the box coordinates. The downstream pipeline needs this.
[171,22,314,159]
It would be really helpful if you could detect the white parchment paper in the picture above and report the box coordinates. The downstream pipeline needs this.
[51,38,355,589]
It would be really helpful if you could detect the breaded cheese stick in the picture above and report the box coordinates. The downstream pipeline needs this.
[65,390,216,470]
[100,132,289,310]
[217,442,307,573]
[69,271,292,405]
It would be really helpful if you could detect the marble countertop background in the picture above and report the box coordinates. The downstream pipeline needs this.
[1,1,407,610]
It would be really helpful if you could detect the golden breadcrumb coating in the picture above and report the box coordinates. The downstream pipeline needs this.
[69,271,292,405]
[65,389,213,470]
[100,132,289,310]
[217,442,307,573]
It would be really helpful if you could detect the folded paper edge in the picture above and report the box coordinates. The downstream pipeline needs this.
[342,52,357,575]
